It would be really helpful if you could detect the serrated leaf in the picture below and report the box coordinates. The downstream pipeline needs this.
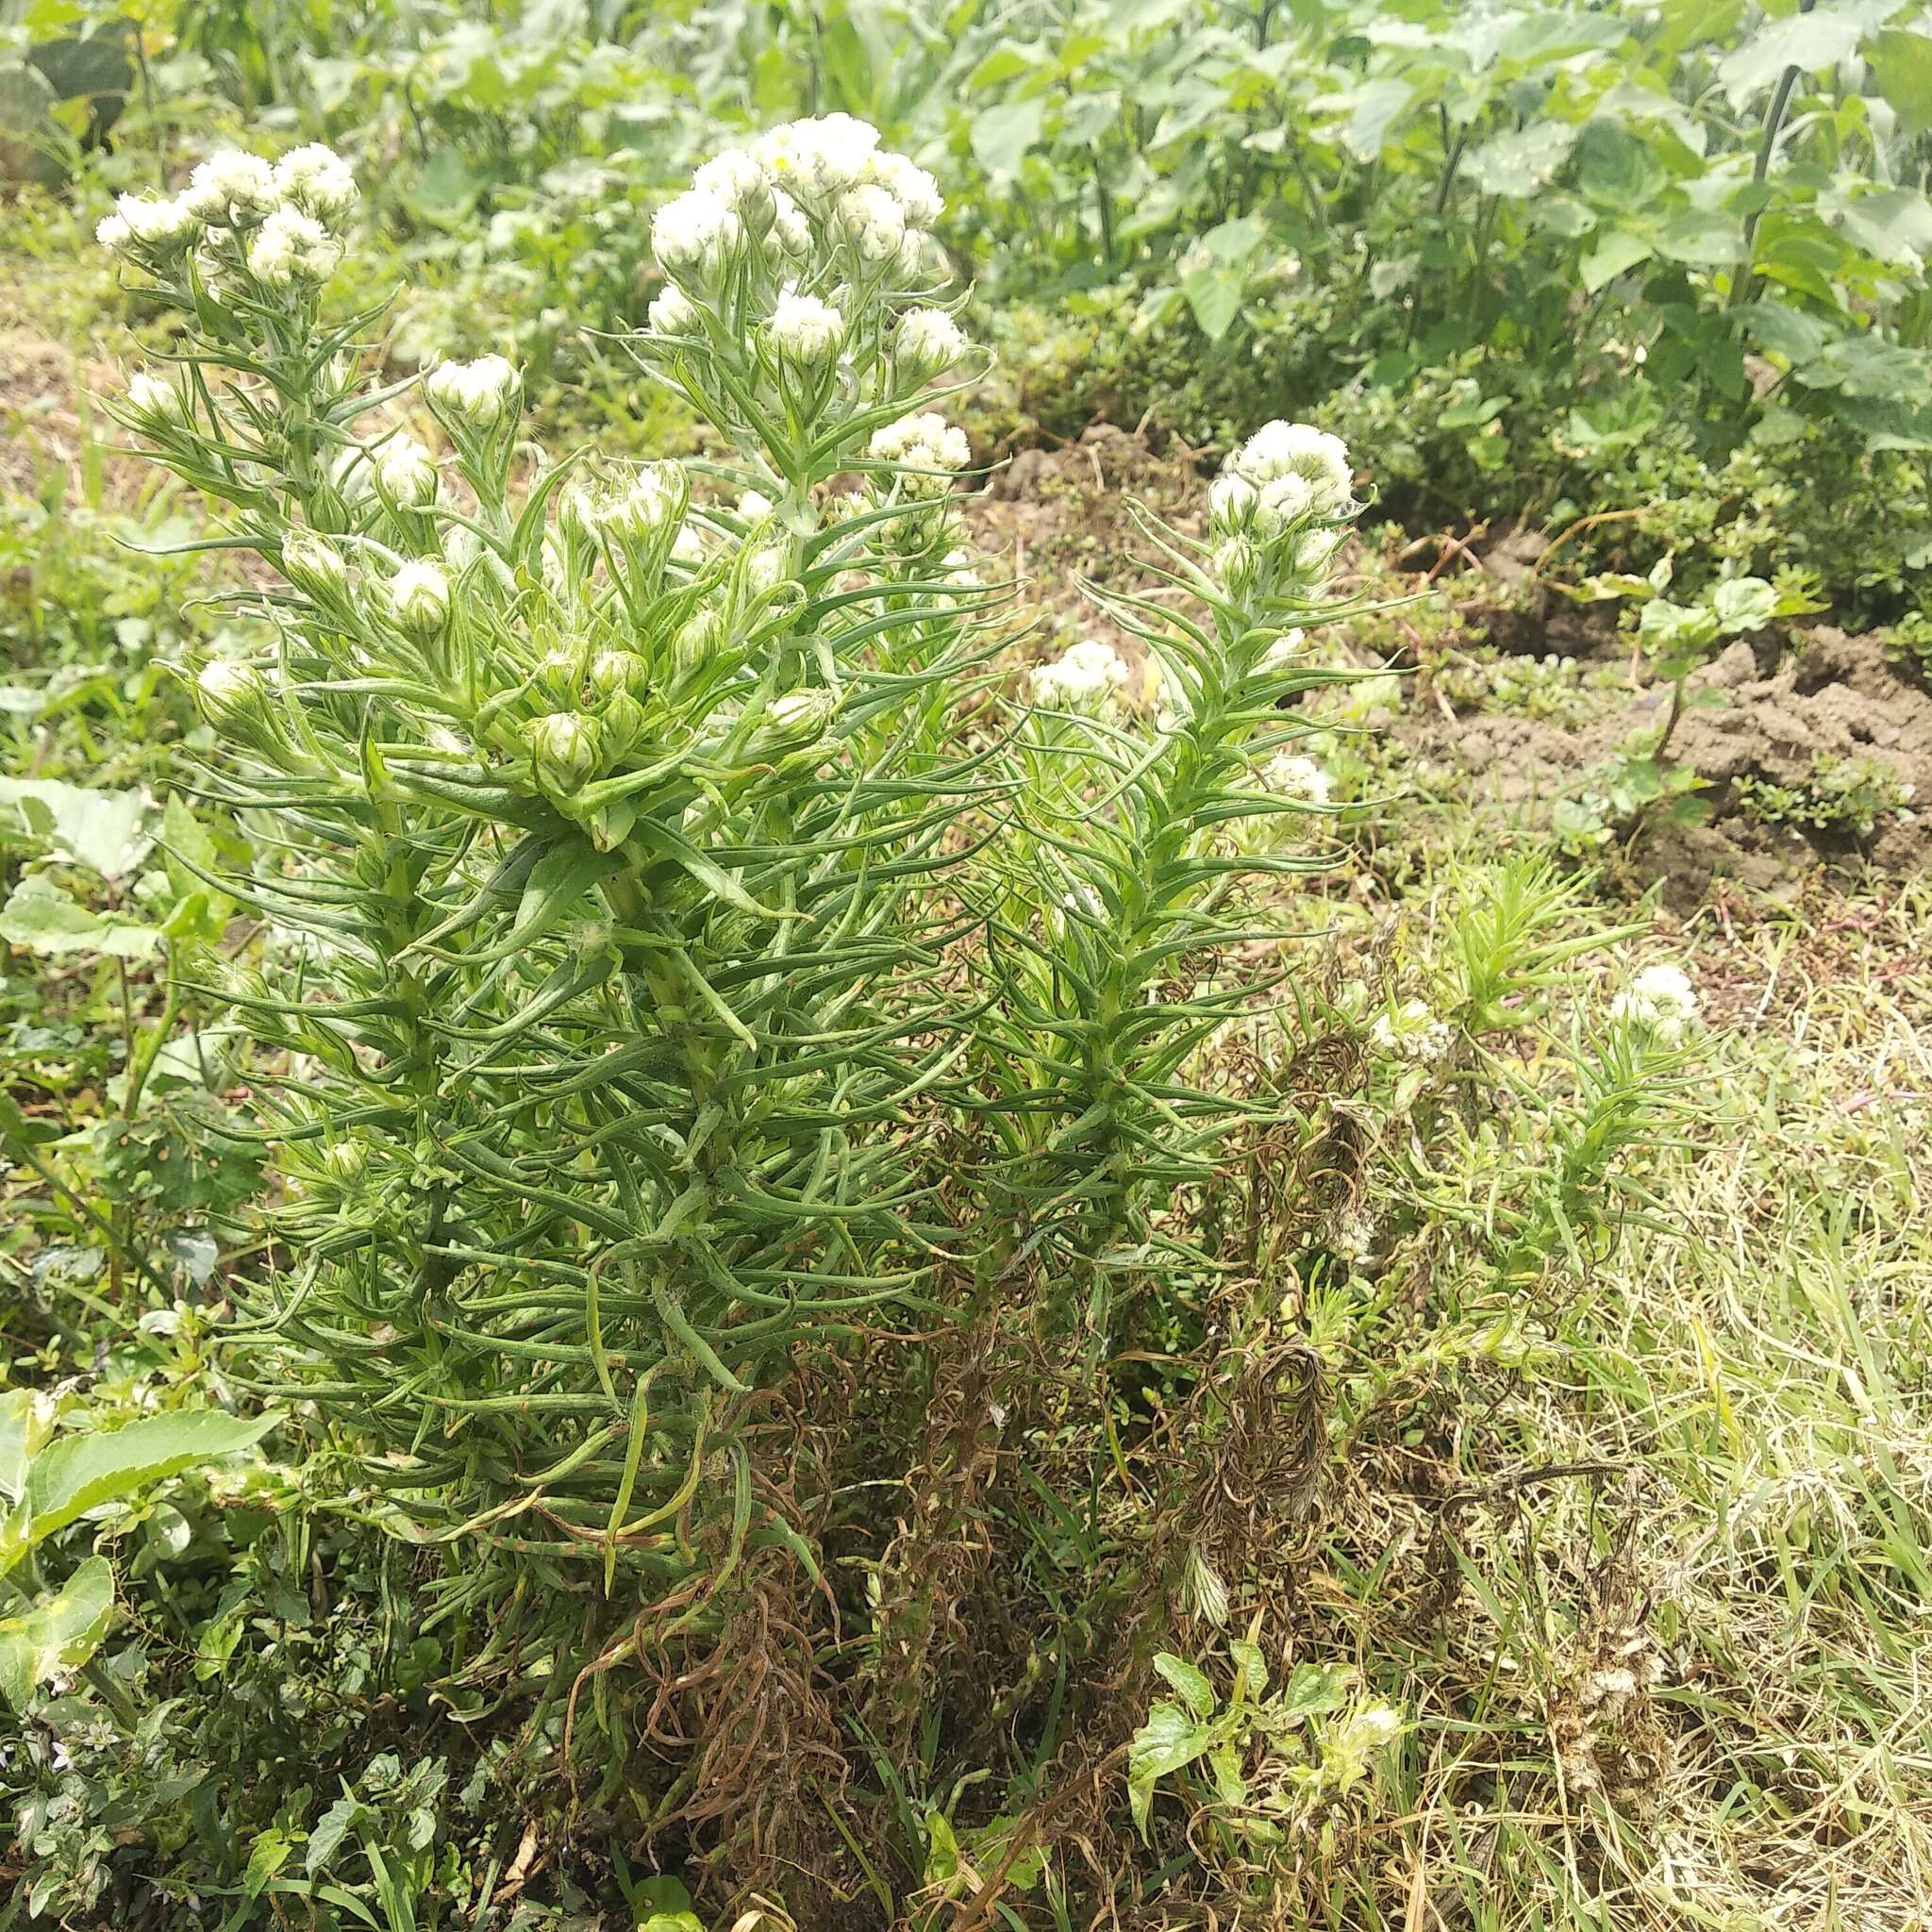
[1712,576,1776,633]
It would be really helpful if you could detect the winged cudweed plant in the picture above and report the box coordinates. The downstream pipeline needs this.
[99,128,995,1662]
[980,420,1371,1330]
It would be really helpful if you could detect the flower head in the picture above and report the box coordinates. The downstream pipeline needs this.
[838,183,906,263]
[1224,421,1353,518]
[752,114,881,211]
[280,533,347,600]
[893,307,969,382]
[196,659,265,725]
[766,291,844,367]
[1031,639,1129,716]
[1370,998,1451,1064]
[530,711,602,793]
[390,560,450,639]
[100,193,198,260]
[124,371,189,430]
[647,285,701,335]
[652,190,742,283]
[426,354,524,428]
[1261,751,1331,805]
[182,150,279,225]
[245,207,343,287]
[272,143,358,222]
[869,411,971,499]
[1610,962,1699,1047]
[373,433,438,510]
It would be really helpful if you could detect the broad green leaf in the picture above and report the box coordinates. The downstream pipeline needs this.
[971,97,1044,179]
[0,1390,55,1505]
[1580,228,1654,292]
[1638,596,1721,656]
[1574,119,1669,210]
[1465,122,1577,197]
[1126,1699,1211,1837]
[1739,300,1833,365]
[1712,576,1776,634]
[1868,26,1932,136]
[15,1408,277,1564]
[1274,1661,1350,1722]
[1180,263,1245,341]
[1718,11,1864,105]
[0,874,161,959]
[0,778,151,877]
[1151,1650,1217,1719]
[1339,78,1414,161]
[1654,208,1744,267]
[0,1556,113,1708]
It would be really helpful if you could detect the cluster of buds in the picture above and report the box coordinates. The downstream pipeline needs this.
[1031,639,1130,718]
[99,142,358,300]
[1208,420,1356,597]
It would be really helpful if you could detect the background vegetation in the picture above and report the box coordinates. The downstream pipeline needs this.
[3,2,1930,1928]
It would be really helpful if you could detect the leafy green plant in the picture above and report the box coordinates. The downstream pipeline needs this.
[1737,752,1913,839]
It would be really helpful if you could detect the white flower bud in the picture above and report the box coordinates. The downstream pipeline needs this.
[647,285,701,335]
[281,532,347,600]
[1370,998,1451,1063]
[322,1141,366,1183]
[868,151,942,228]
[892,307,969,382]
[1030,639,1128,715]
[600,690,647,756]
[197,659,265,725]
[738,489,775,523]
[373,434,438,510]
[390,560,450,639]
[1208,472,1257,532]
[752,114,880,211]
[1610,962,1700,1047]
[760,687,835,744]
[674,604,724,667]
[868,411,971,499]
[245,207,342,287]
[837,183,905,263]
[530,711,602,793]
[691,149,774,234]
[1260,752,1331,805]
[766,291,843,367]
[124,371,189,429]
[588,649,649,699]
[652,190,742,283]
[103,192,198,259]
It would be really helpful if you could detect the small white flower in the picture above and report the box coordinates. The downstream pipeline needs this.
[181,149,279,225]
[838,182,906,263]
[652,189,742,281]
[245,207,342,286]
[1254,471,1315,538]
[373,433,438,509]
[1224,420,1353,518]
[124,371,189,428]
[691,148,774,229]
[272,143,358,222]
[104,192,198,258]
[390,559,450,639]
[1329,1201,1378,1263]
[893,307,969,382]
[1031,638,1128,715]
[1261,751,1331,806]
[867,150,942,227]
[766,291,844,366]
[670,521,705,566]
[566,462,685,543]
[752,113,881,211]
[1610,962,1700,1047]
[647,285,701,335]
[869,411,971,498]
[425,353,523,428]
[770,189,811,258]
[742,542,788,594]
[1208,472,1257,532]
[738,489,775,521]
[1370,997,1451,1063]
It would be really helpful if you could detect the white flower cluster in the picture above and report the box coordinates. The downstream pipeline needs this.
[1210,420,1354,551]
[650,116,945,307]
[1261,751,1332,806]
[564,462,688,545]
[97,143,358,292]
[869,411,971,499]
[1370,997,1452,1063]
[893,306,969,382]
[426,354,523,428]
[1031,639,1129,716]
[1610,963,1699,1047]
